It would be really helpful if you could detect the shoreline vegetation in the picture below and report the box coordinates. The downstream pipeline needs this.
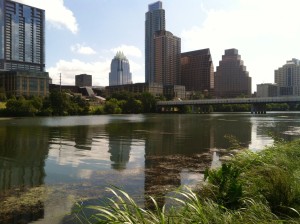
[0,91,298,117]
[75,139,300,223]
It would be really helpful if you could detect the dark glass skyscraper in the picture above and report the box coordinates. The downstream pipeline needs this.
[145,1,165,83]
[0,0,45,72]
[181,49,214,95]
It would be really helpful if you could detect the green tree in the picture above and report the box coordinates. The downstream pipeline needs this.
[104,98,122,114]
[139,92,157,113]
[49,91,70,116]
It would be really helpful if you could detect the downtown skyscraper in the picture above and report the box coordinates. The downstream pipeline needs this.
[0,0,45,72]
[145,1,165,84]
[215,49,251,98]
[0,0,48,97]
[275,58,300,96]
[153,30,181,85]
[109,52,132,86]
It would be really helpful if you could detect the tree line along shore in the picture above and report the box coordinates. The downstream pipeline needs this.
[0,90,298,117]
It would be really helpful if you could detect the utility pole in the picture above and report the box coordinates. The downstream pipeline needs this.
[59,73,61,93]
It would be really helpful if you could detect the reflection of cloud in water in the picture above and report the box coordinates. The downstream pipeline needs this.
[77,169,93,179]
[180,170,203,188]
[48,140,111,168]
[283,127,300,136]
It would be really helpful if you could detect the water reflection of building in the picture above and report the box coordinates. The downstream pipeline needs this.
[73,126,93,150]
[211,115,251,149]
[108,139,131,170]
[142,114,252,208]
[143,115,215,208]
[0,126,49,191]
[106,122,133,170]
[0,125,49,223]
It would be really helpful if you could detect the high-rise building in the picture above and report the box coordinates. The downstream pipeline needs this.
[153,30,181,85]
[145,1,165,83]
[215,49,251,98]
[0,0,45,72]
[275,58,300,96]
[109,52,132,86]
[0,0,48,97]
[75,74,92,87]
[181,49,214,95]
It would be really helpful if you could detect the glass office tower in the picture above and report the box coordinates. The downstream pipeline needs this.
[0,0,45,72]
[109,52,132,86]
[145,1,165,84]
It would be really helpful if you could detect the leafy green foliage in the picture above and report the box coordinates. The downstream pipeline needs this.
[3,91,91,116]
[104,98,122,114]
[104,91,157,114]
[5,96,41,116]
[204,163,243,209]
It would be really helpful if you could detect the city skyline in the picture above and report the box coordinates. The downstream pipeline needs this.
[13,0,300,91]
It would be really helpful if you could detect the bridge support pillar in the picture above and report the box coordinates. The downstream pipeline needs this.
[199,105,211,114]
[251,103,267,114]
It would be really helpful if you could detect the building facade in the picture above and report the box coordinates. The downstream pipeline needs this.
[153,30,181,86]
[0,70,49,97]
[75,74,92,87]
[145,1,165,83]
[163,85,185,100]
[275,58,300,96]
[181,49,214,95]
[109,52,132,86]
[106,83,163,97]
[0,0,45,72]
[257,83,278,97]
[215,49,251,98]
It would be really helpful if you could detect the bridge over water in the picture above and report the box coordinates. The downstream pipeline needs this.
[157,96,300,114]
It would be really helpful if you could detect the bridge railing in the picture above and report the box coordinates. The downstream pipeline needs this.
[157,96,300,106]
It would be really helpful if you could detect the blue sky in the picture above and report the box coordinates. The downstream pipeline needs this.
[16,0,300,91]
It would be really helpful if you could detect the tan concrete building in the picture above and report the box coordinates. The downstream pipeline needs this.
[153,30,181,86]
[0,71,49,97]
[257,83,278,97]
[215,49,251,98]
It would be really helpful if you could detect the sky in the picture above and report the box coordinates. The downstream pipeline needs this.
[15,0,300,91]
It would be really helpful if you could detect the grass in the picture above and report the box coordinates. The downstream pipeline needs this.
[0,102,6,109]
[75,139,300,223]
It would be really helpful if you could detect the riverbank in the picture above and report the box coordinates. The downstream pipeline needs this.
[76,139,300,223]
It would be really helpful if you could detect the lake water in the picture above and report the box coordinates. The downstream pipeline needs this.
[1,112,300,223]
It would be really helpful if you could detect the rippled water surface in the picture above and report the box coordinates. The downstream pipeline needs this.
[1,113,300,223]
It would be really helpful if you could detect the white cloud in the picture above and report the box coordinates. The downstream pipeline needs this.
[48,57,144,86]
[15,0,78,34]
[71,44,97,55]
[181,0,300,91]
[110,45,142,58]
[48,59,111,86]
